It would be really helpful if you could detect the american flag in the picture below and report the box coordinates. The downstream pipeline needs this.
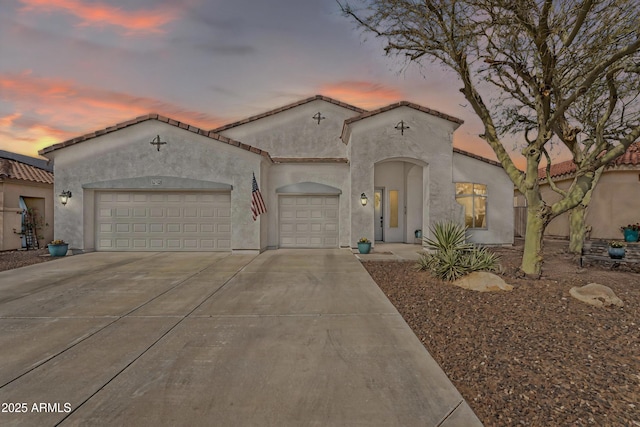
[251,173,267,221]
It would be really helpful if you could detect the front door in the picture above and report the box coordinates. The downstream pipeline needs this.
[374,188,383,241]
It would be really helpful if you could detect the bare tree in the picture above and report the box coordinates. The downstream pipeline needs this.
[340,0,640,275]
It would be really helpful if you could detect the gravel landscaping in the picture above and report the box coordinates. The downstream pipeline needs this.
[363,240,639,426]
[0,248,57,272]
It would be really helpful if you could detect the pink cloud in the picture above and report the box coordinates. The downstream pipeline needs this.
[0,72,226,156]
[319,81,405,109]
[18,0,177,35]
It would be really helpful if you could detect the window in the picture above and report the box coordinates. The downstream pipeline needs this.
[389,190,399,228]
[455,183,487,228]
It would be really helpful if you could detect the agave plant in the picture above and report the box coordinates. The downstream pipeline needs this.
[422,221,473,253]
[417,221,500,281]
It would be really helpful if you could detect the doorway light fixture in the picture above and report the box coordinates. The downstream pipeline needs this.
[360,193,368,206]
[59,190,72,206]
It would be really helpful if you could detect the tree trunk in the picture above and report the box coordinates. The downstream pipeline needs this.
[521,206,548,277]
[567,166,603,255]
[568,205,587,254]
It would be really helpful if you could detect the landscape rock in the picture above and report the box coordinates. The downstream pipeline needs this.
[569,283,624,307]
[452,271,514,292]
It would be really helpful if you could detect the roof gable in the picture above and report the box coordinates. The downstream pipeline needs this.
[340,101,463,142]
[38,114,272,161]
[212,95,366,133]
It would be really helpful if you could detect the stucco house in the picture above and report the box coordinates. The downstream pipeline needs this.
[515,142,640,240]
[0,151,54,251]
[38,95,513,253]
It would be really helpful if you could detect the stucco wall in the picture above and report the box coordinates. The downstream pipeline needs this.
[542,169,640,240]
[219,100,358,158]
[46,120,266,251]
[453,152,514,244]
[0,181,53,251]
[348,106,460,246]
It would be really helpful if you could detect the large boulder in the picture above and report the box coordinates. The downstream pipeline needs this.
[453,271,514,292]
[569,283,624,307]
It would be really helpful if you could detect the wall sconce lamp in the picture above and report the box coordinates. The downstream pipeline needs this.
[59,190,72,206]
[360,193,369,206]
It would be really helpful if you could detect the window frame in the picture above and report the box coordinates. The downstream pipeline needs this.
[455,182,488,229]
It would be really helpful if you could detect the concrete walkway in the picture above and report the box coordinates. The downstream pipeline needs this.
[0,250,481,426]
[354,242,426,261]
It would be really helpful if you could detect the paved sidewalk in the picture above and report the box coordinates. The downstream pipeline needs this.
[354,242,426,261]
[0,249,481,426]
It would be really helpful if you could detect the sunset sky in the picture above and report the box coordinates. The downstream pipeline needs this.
[0,0,532,167]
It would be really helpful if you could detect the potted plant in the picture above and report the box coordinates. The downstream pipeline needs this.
[48,239,69,257]
[608,241,626,259]
[357,237,372,254]
[414,229,422,239]
[620,223,640,242]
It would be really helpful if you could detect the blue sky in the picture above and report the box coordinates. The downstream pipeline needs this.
[1,0,522,165]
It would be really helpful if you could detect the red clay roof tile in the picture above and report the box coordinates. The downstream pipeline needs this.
[38,114,272,161]
[211,95,366,133]
[340,101,464,142]
[0,159,53,184]
[538,142,640,179]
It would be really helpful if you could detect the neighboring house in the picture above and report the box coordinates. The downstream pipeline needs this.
[38,95,513,253]
[0,151,54,251]
[514,142,640,240]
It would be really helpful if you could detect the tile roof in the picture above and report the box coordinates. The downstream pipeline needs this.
[340,101,464,142]
[0,158,54,184]
[211,95,366,133]
[38,114,273,161]
[0,150,52,172]
[538,142,640,179]
[453,147,502,168]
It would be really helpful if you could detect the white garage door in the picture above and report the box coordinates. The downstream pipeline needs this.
[279,195,339,248]
[96,191,231,251]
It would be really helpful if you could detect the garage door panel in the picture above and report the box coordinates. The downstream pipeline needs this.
[279,195,339,248]
[115,208,130,217]
[96,191,231,251]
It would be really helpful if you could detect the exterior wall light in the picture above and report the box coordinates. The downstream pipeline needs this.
[59,190,72,206]
[360,193,368,206]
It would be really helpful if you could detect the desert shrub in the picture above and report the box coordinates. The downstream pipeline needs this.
[416,221,500,281]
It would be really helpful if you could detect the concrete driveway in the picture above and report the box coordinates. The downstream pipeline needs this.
[0,250,481,426]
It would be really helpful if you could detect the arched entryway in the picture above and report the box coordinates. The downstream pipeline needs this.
[373,159,425,243]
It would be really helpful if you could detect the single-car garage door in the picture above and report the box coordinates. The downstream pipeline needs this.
[279,195,339,248]
[96,191,231,251]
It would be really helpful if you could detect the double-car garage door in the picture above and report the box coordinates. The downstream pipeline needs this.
[96,191,231,251]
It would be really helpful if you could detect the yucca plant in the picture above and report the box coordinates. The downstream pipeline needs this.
[422,221,473,253]
[417,221,500,281]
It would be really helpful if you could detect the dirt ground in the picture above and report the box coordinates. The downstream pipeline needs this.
[364,239,639,426]
[0,248,55,272]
